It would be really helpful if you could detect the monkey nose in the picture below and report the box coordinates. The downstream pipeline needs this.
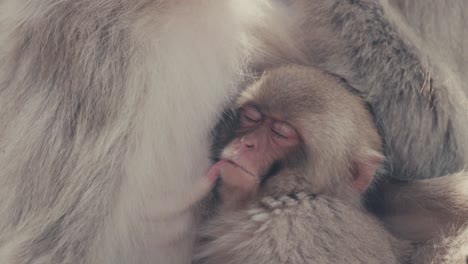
[241,136,256,149]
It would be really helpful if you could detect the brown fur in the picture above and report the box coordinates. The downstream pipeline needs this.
[236,66,383,201]
[378,172,468,242]
[195,65,409,264]
[197,65,468,264]
[0,0,466,262]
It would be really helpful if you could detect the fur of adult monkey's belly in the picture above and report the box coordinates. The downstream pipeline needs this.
[102,2,258,263]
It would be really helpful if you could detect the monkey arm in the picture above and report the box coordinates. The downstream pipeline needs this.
[194,193,404,264]
[376,171,468,242]
[383,0,468,97]
[290,0,467,180]
[375,171,468,264]
[412,224,468,264]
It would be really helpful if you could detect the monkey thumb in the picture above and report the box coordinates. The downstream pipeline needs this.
[189,174,218,205]
[187,160,227,204]
[159,167,220,217]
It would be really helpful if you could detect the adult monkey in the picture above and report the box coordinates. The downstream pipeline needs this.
[244,0,468,257]
[0,1,265,263]
[0,1,466,264]
[249,0,468,180]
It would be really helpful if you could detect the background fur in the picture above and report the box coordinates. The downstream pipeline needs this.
[0,1,264,263]
[0,0,466,263]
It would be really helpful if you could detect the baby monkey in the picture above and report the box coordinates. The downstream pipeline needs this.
[212,65,384,208]
[194,65,409,264]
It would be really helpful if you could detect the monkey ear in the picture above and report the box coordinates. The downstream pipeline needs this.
[352,149,384,193]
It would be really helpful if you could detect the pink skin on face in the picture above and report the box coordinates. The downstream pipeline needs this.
[206,106,300,206]
[205,159,257,210]
[223,106,299,177]
[206,159,256,190]
[206,106,380,202]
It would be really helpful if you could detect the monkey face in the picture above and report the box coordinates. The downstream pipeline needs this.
[220,105,300,180]
[211,65,384,202]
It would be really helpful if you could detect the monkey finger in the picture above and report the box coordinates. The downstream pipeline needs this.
[184,160,229,206]
[206,159,228,182]
[279,195,299,206]
[155,161,227,217]
[260,196,283,210]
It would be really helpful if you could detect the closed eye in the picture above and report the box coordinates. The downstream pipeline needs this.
[271,129,288,139]
[271,121,296,139]
[240,106,262,126]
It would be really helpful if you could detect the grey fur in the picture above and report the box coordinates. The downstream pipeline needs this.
[383,172,468,263]
[412,224,468,264]
[251,0,468,180]
[196,174,468,264]
[0,1,259,263]
[0,1,135,263]
[195,193,408,264]
[196,65,468,264]
[379,171,468,263]
[0,0,466,263]
[378,172,468,242]
[196,65,410,264]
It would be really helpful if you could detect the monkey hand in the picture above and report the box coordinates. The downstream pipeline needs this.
[247,192,317,222]
[153,161,223,217]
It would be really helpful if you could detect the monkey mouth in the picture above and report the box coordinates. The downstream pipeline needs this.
[224,159,257,177]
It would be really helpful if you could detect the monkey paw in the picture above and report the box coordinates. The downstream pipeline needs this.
[247,192,316,222]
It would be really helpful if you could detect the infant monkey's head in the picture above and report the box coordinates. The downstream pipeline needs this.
[212,65,383,206]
